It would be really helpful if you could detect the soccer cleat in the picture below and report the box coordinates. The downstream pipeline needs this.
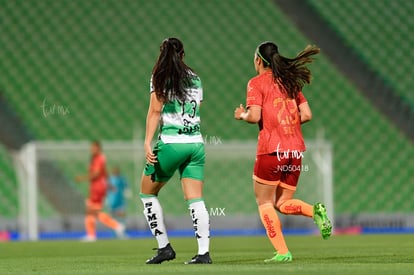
[313,203,332,240]
[264,251,292,263]
[114,224,128,240]
[80,235,97,242]
[185,252,212,264]
[145,243,176,264]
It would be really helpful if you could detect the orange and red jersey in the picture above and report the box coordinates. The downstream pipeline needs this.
[246,71,307,155]
[89,153,108,192]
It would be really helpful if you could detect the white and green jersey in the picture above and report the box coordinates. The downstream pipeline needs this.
[150,72,203,144]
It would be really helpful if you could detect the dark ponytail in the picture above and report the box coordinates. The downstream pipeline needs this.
[256,42,320,98]
[152,38,193,102]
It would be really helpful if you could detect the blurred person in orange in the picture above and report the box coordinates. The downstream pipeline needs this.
[76,140,126,241]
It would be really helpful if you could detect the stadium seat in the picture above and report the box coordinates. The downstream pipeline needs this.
[309,0,414,108]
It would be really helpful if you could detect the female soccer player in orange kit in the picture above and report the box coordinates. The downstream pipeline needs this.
[234,42,332,262]
[76,140,126,241]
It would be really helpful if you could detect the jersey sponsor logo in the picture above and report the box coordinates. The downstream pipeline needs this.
[273,97,300,136]
[178,124,200,135]
[263,214,277,238]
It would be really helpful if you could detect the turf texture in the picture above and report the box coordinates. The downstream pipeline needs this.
[1,234,413,274]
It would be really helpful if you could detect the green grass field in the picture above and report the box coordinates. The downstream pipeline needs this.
[1,235,413,274]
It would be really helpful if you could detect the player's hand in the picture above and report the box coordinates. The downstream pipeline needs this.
[234,104,245,120]
[144,143,157,164]
[75,175,83,183]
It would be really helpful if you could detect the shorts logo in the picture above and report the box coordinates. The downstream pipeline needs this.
[263,214,277,238]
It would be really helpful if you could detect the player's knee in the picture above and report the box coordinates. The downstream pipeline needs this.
[255,190,275,206]
[86,210,98,216]
[255,197,274,206]
[275,204,282,212]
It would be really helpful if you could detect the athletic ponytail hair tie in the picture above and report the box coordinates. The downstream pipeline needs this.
[256,50,270,65]
[162,38,184,55]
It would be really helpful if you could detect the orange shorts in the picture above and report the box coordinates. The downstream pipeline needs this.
[253,152,303,191]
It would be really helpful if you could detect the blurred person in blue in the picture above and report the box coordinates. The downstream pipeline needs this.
[106,166,129,226]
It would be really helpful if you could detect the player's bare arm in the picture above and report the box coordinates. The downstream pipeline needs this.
[75,174,88,183]
[234,104,261,123]
[144,92,163,164]
[298,102,312,124]
[75,169,101,183]
[89,169,101,181]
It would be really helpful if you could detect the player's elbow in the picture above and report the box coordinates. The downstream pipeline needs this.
[249,117,261,124]
[148,108,162,117]
[300,107,312,123]
[301,112,312,123]
[247,109,261,123]
[299,103,312,123]
[247,113,261,124]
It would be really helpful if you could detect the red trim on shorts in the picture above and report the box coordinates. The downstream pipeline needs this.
[279,182,296,191]
[252,175,297,190]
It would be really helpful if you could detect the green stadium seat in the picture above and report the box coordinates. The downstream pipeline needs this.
[309,0,414,107]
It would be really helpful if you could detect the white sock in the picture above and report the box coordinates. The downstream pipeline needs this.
[188,199,210,255]
[140,194,169,248]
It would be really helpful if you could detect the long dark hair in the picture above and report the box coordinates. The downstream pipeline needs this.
[256,42,320,98]
[152,38,193,102]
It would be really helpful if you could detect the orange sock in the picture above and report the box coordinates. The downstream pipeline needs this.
[85,215,96,237]
[258,203,289,254]
[98,212,120,230]
[278,199,313,217]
